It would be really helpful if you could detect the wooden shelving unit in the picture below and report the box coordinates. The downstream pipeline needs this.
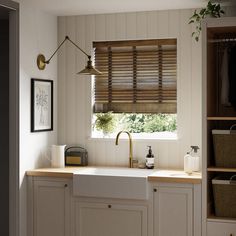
[207,167,236,172]
[207,117,236,121]
[203,20,236,227]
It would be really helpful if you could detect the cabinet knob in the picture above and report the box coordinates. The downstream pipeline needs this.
[108,204,112,208]
[153,188,157,192]
[230,234,233,236]
[64,184,68,188]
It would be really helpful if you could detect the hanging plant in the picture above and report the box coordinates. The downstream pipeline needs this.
[189,1,225,42]
[95,112,116,136]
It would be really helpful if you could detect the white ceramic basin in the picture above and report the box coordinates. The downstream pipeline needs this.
[73,167,155,200]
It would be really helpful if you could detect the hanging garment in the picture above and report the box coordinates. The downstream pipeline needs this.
[229,45,236,109]
[221,48,230,106]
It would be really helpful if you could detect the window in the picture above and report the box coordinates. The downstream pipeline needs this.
[92,39,177,138]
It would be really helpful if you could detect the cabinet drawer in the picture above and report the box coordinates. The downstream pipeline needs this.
[208,222,236,236]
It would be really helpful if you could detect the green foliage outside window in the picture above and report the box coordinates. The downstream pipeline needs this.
[94,113,177,134]
[120,114,177,133]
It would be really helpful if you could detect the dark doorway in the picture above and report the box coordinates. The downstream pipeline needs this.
[0,6,10,236]
[0,1,19,235]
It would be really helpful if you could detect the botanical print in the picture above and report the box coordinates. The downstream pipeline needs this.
[35,82,50,129]
[31,79,53,132]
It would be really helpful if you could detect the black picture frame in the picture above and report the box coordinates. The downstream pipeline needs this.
[31,78,53,132]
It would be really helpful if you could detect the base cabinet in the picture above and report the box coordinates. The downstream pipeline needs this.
[153,185,193,236]
[75,201,147,236]
[28,176,201,236]
[28,177,71,236]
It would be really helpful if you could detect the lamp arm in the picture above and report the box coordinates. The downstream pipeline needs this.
[66,36,90,59]
[45,37,67,64]
[45,36,90,64]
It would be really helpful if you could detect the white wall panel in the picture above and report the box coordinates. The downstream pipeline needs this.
[106,14,116,40]
[147,11,158,38]
[19,1,58,235]
[75,16,86,146]
[158,11,169,38]
[58,16,66,144]
[178,9,192,164]
[116,13,126,39]
[65,16,77,143]
[126,12,137,39]
[58,8,202,169]
[136,12,147,38]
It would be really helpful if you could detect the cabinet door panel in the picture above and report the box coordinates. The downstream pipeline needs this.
[76,202,147,236]
[208,222,236,236]
[154,186,193,236]
[33,180,70,236]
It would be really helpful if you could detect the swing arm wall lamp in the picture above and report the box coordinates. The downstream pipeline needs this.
[36,36,102,76]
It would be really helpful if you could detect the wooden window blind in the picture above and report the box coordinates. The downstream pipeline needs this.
[93,39,177,114]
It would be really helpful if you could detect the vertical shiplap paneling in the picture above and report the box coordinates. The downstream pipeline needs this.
[126,12,137,39]
[105,14,116,40]
[116,13,126,40]
[179,9,192,167]
[168,10,181,167]
[57,16,66,144]
[94,140,107,166]
[136,12,147,38]
[85,14,96,142]
[155,141,169,168]
[104,140,116,166]
[191,9,202,149]
[147,11,158,38]
[168,10,180,38]
[95,14,106,41]
[65,16,77,143]
[85,15,96,164]
[158,11,169,38]
[75,15,86,146]
[58,9,202,169]
[168,141,180,168]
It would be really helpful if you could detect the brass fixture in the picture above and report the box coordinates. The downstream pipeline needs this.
[36,36,102,76]
[115,131,133,168]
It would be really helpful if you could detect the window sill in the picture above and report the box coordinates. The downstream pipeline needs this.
[89,132,178,142]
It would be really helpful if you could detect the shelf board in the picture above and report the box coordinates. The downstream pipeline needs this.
[207,117,236,121]
[207,166,236,172]
[208,214,236,223]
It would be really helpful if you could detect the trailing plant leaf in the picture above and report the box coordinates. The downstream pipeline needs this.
[95,112,116,134]
[189,0,225,42]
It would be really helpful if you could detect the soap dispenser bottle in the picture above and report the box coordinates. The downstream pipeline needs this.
[146,146,155,169]
[184,151,193,174]
[190,146,200,172]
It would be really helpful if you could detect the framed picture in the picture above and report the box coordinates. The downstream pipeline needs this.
[31,78,53,132]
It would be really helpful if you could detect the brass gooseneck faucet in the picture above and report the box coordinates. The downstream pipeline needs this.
[115,131,133,168]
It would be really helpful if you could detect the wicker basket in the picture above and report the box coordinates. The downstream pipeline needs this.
[212,126,236,167]
[212,174,236,218]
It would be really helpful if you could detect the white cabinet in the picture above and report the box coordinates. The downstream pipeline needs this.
[27,175,201,236]
[208,222,236,236]
[153,185,193,236]
[28,177,71,236]
[74,201,148,236]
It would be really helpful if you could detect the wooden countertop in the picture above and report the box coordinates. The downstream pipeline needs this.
[26,167,201,184]
[147,170,201,184]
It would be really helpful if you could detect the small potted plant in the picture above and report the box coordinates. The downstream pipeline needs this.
[189,1,225,42]
[94,112,116,137]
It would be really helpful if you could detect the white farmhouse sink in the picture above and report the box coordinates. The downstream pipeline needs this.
[73,167,155,200]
